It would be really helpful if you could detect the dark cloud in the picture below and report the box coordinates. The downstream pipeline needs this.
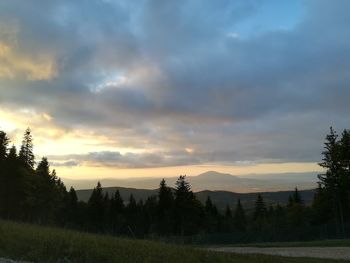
[0,0,349,167]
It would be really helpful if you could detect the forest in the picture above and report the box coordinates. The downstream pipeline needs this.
[0,127,349,244]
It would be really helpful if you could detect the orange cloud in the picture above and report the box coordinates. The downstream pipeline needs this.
[0,42,56,80]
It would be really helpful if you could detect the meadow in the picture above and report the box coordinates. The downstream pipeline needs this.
[0,220,348,263]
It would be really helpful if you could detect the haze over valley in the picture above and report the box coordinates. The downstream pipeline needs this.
[63,171,318,192]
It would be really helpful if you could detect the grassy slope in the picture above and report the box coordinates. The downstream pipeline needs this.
[0,220,347,263]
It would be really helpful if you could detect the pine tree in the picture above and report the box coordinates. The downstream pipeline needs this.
[158,179,173,212]
[318,127,345,236]
[68,187,78,213]
[0,131,9,217]
[87,182,105,230]
[175,175,192,200]
[19,128,35,169]
[34,157,61,223]
[0,131,9,162]
[64,187,79,226]
[111,190,124,212]
[288,187,303,206]
[143,196,158,235]
[339,129,350,220]
[3,146,24,219]
[233,199,246,231]
[174,175,200,235]
[340,129,350,172]
[127,194,137,212]
[225,205,232,218]
[253,194,266,221]
[205,196,218,216]
[109,190,125,234]
[126,194,138,236]
[157,179,173,235]
[286,188,305,227]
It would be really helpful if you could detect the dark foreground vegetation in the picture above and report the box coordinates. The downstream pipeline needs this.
[0,127,349,244]
[0,220,345,263]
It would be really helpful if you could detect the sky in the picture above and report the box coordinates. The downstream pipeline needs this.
[0,0,349,180]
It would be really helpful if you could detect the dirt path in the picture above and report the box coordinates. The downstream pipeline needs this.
[0,258,30,263]
[209,247,350,260]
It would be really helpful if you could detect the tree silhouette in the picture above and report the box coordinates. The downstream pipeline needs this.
[87,182,105,230]
[19,128,35,169]
[64,187,79,226]
[318,127,345,237]
[233,199,246,231]
[174,175,202,235]
[157,179,174,235]
[0,132,10,218]
[253,194,266,221]
[225,205,232,218]
[0,131,9,161]
[109,190,125,233]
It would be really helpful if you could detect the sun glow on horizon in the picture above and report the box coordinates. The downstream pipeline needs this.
[55,162,322,180]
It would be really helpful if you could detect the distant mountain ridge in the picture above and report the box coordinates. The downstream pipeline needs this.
[76,186,316,211]
[63,170,318,193]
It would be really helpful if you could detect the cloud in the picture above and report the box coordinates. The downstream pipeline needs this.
[49,150,200,168]
[0,0,349,168]
[0,42,56,80]
[50,160,79,167]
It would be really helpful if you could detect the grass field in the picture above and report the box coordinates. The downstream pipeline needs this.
[0,220,348,263]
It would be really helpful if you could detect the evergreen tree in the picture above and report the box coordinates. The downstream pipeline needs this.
[157,179,174,235]
[158,179,173,212]
[0,131,9,217]
[126,194,138,236]
[233,199,246,231]
[103,192,111,228]
[3,146,25,219]
[253,194,267,231]
[109,190,125,234]
[286,188,305,228]
[205,196,218,216]
[174,175,201,235]
[253,194,266,220]
[340,129,350,172]
[225,205,232,218]
[64,187,79,226]
[273,203,287,229]
[19,128,35,169]
[139,196,157,236]
[288,188,303,206]
[203,196,219,232]
[33,157,63,223]
[127,194,137,212]
[339,129,350,220]
[0,131,9,161]
[318,127,345,236]
[87,182,105,230]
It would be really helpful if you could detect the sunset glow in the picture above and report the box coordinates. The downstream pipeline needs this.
[0,0,348,182]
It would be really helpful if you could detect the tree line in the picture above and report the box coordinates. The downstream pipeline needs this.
[0,127,349,242]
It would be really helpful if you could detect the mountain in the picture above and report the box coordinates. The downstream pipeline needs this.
[76,186,316,211]
[63,170,319,193]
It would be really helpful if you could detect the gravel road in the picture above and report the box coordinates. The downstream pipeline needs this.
[210,247,350,260]
[0,258,30,263]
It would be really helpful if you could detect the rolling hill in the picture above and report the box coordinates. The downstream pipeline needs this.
[64,170,318,192]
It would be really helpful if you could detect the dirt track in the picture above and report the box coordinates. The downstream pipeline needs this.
[0,258,29,263]
[210,247,350,260]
